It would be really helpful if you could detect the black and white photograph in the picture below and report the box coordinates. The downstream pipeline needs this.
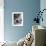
[12,12,23,26]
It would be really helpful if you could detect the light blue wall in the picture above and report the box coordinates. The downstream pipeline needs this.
[40,0,46,27]
[4,0,40,42]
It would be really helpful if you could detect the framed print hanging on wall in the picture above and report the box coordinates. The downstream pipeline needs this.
[12,12,23,26]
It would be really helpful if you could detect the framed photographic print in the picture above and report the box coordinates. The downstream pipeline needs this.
[12,12,23,26]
